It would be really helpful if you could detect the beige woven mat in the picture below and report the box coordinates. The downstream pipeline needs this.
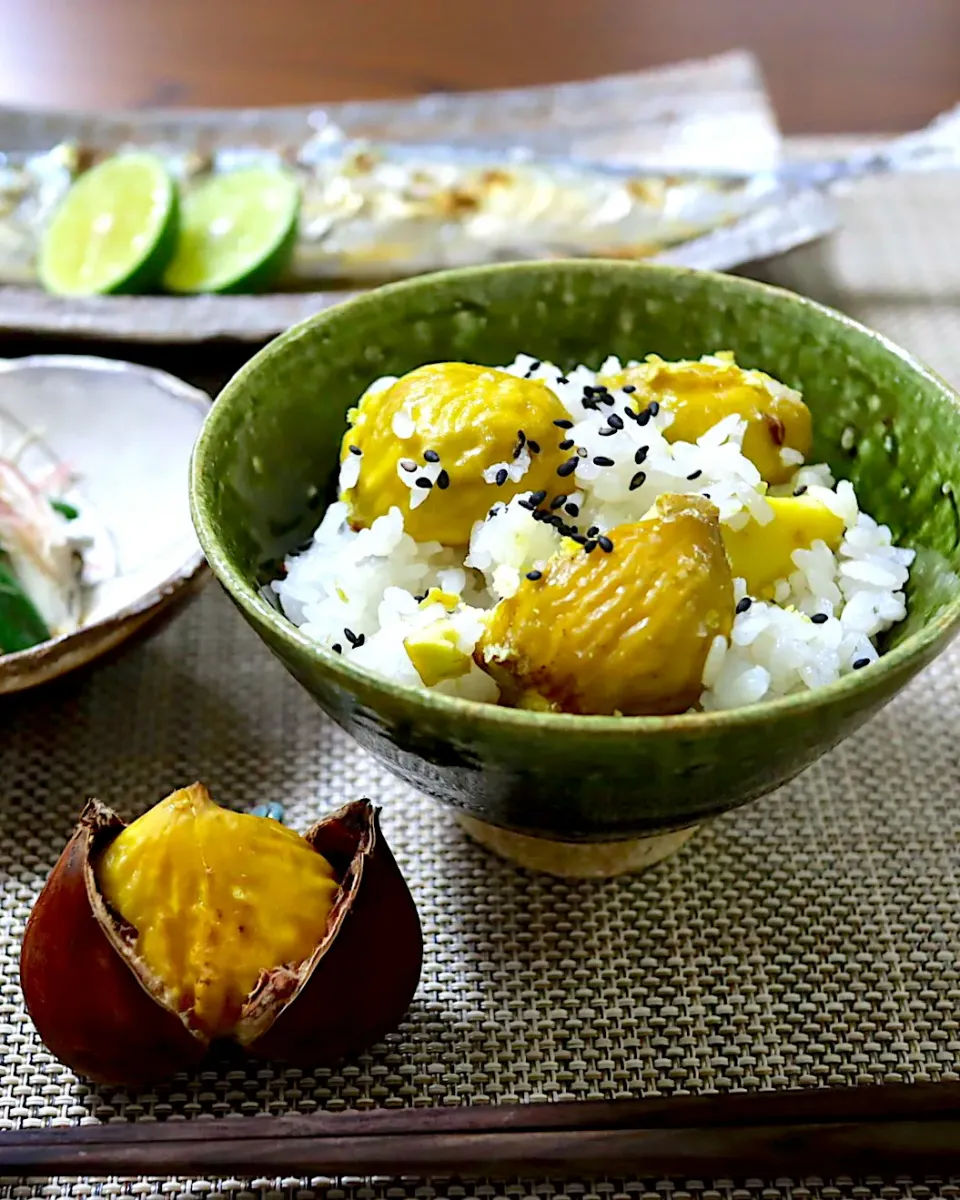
[2,156,960,1195]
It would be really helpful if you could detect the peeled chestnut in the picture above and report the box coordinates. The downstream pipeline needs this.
[19,786,423,1086]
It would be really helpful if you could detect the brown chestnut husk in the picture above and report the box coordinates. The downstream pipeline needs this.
[19,797,422,1086]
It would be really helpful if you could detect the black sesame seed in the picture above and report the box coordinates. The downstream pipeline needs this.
[636,408,652,426]
[344,628,359,645]
[703,492,711,499]
[623,407,638,421]
[332,643,343,654]
[597,535,614,553]
[583,385,597,396]
[607,413,624,430]
[584,540,598,554]
[415,476,433,489]
[593,455,615,467]
[687,469,703,480]
[794,484,808,496]
[622,384,636,394]
[529,489,547,505]
[352,633,366,648]
[527,440,541,454]
[526,569,543,581]
[557,376,569,385]
[400,459,417,472]
[546,514,564,528]
[557,458,578,478]
[598,427,619,437]
[531,509,545,521]
[516,429,526,447]
[550,494,568,510]
[577,446,588,458]
[582,398,599,411]
[587,525,599,538]
[571,534,587,545]
[414,593,428,603]
[348,444,362,456]
[648,401,660,417]
[436,468,450,490]
[529,361,541,371]
[735,596,752,615]
[518,498,536,512]
[634,446,649,465]
[853,657,871,670]
[495,468,509,487]
[811,612,829,624]
[565,502,580,517]
[553,418,574,429]
[629,471,646,491]
[559,438,575,451]
[423,449,440,463]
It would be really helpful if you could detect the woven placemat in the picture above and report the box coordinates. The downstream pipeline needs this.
[2,158,960,1196]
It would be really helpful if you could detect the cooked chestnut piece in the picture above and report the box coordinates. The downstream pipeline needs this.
[477,494,735,715]
[602,353,812,485]
[19,786,422,1086]
[340,362,572,545]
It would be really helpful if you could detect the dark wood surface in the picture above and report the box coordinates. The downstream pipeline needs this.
[0,0,955,133]
[3,1082,960,1177]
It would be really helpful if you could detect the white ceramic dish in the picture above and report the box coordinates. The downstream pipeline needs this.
[0,355,209,693]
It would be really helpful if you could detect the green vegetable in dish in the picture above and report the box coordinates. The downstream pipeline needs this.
[0,553,51,653]
[50,498,79,521]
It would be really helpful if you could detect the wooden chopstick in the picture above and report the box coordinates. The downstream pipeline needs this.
[3,1081,960,1177]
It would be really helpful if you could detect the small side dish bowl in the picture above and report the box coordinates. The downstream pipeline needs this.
[0,355,208,694]
[190,262,960,874]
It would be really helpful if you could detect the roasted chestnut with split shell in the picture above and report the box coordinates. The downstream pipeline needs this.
[19,787,423,1086]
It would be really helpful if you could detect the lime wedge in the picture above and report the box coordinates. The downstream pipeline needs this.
[163,167,300,294]
[38,153,178,296]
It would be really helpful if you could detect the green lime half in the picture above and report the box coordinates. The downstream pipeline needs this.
[38,153,178,296]
[163,167,301,295]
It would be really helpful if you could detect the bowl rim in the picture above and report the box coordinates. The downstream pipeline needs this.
[191,259,960,737]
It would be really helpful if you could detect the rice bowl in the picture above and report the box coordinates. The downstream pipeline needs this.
[192,260,960,855]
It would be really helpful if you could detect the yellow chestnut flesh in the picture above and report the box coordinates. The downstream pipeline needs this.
[403,618,473,688]
[478,494,735,715]
[602,355,812,484]
[722,494,845,598]
[340,362,570,546]
[20,789,422,1085]
[98,785,339,1039]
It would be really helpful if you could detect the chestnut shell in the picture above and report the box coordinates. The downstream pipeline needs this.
[20,797,422,1086]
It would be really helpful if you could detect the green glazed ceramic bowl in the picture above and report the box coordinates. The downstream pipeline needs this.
[191,261,960,866]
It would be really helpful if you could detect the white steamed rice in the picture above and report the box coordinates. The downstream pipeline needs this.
[273,353,914,712]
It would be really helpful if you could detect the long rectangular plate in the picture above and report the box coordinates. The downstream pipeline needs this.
[0,51,835,344]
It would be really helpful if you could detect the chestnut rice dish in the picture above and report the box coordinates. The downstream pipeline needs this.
[273,353,914,716]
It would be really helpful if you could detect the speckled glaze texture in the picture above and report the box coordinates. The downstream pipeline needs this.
[191,262,960,843]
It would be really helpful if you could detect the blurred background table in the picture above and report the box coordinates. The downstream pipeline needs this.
[0,0,955,132]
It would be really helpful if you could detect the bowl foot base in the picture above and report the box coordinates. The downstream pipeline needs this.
[455,814,699,878]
